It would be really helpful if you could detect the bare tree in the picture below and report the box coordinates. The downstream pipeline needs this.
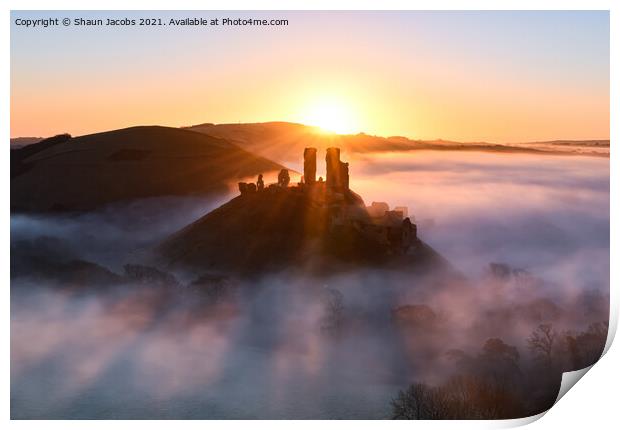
[563,321,608,369]
[527,324,557,365]
[391,376,525,420]
[391,383,445,419]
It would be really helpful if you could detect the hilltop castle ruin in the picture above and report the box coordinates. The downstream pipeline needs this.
[238,147,417,254]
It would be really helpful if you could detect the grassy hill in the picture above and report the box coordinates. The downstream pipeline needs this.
[157,183,449,276]
[11,126,286,212]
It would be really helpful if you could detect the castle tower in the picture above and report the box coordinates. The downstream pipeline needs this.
[325,147,341,190]
[304,147,317,185]
[326,147,349,191]
[341,161,349,191]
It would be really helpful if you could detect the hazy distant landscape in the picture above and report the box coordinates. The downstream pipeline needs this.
[10,124,609,419]
[184,122,610,163]
[10,122,609,213]
[12,122,609,160]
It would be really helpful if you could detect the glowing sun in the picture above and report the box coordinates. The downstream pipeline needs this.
[301,98,359,134]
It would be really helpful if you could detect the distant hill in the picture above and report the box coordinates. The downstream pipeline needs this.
[10,137,44,149]
[183,122,326,164]
[11,126,286,213]
[183,122,419,164]
[184,122,609,163]
[506,139,609,156]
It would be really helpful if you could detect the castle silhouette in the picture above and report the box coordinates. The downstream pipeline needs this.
[237,147,417,255]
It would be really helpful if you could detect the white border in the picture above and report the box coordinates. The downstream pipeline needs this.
[2,1,617,429]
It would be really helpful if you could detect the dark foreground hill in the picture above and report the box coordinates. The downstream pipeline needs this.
[157,182,450,277]
[11,126,285,212]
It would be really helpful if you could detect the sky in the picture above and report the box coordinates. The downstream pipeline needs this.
[10,11,609,142]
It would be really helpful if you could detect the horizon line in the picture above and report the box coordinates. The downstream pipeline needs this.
[9,121,611,145]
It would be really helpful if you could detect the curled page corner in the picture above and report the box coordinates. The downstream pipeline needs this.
[507,332,612,426]
[551,312,618,405]
[602,306,618,356]
[554,365,594,405]
[503,366,596,428]
[498,411,547,428]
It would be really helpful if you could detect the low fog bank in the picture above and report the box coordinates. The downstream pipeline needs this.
[351,151,609,284]
[10,194,231,273]
[10,151,609,419]
[10,266,608,419]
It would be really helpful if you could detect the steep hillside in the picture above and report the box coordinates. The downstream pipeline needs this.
[11,126,285,212]
[157,183,449,276]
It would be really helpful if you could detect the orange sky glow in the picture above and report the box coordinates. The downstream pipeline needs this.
[10,11,609,142]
